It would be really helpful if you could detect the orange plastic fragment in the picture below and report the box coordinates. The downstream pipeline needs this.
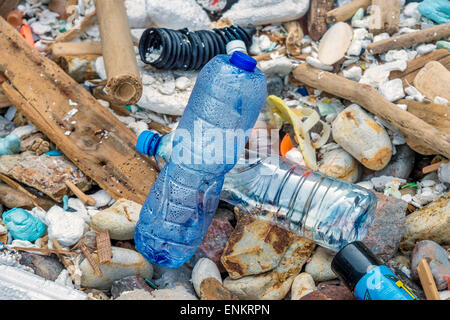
[280,134,294,158]
[20,24,36,48]
[7,10,23,29]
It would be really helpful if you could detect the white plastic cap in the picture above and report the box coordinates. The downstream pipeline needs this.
[226,40,247,55]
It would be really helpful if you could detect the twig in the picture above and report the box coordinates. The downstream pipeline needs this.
[253,48,287,62]
[80,242,103,278]
[52,238,82,286]
[54,10,97,43]
[422,160,449,174]
[65,179,96,206]
[11,246,79,255]
[0,172,41,209]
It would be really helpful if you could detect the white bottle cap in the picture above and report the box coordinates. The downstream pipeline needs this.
[226,40,247,55]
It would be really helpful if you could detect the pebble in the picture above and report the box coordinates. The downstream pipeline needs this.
[0,116,15,138]
[400,192,450,252]
[411,240,450,290]
[314,283,356,300]
[223,236,315,300]
[199,278,239,300]
[332,104,393,170]
[305,247,337,282]
[291,272,316,300]
[191,258,222,297]
[110,275,154,299]
[416,44,436,56]
[368,144,415,180]
[187,217,233,272]
[89,190,113,208]
[258,56,294,77]
[223,0,310,26]
[80,246,153,289]
[363,192,408,260]
[116,286,197,300]
[438,162,450,184]
[343,66,362,82]
[436,41,450,52]
[319,147,361,183]
[46,206,85,247]
[266,76,284,96]
[19,252,64,281]
[379,79,405,102]
[221,215,295,279]
[91,198,141,240]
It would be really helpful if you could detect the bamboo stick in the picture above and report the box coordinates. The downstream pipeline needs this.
[292,63,450,158]
[326,0,371,24]
[51,41,102,58]
[367,23,450,55]
[94,0,142,105]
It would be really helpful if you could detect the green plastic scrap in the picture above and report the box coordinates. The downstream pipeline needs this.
[144,278,159,289]
[436,41,450,52]
[351,8,365,23]
[401,183,418,189]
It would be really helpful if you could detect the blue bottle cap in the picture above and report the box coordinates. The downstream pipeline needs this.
[230,51,257,72]
[136,131,161,157]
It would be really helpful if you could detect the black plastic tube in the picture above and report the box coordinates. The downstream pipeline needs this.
[139,25,256,70]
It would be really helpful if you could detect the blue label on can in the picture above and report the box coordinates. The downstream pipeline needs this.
[354,265,418,300]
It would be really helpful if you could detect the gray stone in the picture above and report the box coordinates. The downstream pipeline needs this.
[266,76,284,96]
[19,252,64,281]
[0,116,15,138]
[411,240,450,291]
[110,275,153,299]
[305,247,337,282]
[363,192,407,260]
[80,246,153,289]
[367,144,415,180]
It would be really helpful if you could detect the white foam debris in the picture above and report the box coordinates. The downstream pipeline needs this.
[379,79,405,102]
[343,66,362,82]
[305,57,333,71]
[434,96,448,106]
[259,56,294,76]
[45,206,85,247]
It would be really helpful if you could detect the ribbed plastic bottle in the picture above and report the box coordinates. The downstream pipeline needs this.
[137,131,377,252]
[135,51,267,268]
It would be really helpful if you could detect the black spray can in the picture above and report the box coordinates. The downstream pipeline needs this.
[331,242,418,300]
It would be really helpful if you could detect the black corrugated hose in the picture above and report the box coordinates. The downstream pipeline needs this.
[138,25,256,70]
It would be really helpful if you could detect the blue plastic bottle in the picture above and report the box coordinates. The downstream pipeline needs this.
[137,131,377,253]
[135,52,267,268]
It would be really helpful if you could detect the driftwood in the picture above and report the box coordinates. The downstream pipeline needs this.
[326,0,371,24]
[283,20,303,56]
[94,0,142,105]
[417,259,440,300]
[54,10,97,43]
[307,0,335,41]
[0,17,157,204]
[368,0,401,35]
[51,41,102,58]
[292,63,450,159]
[367,23,450,55]
[253,48,287,62]
[65,179,96,206]
[57,54,99,82]
[389,49,450,87]
[397,99,450,155]
[414,61,450,101]
[0,88,10,108]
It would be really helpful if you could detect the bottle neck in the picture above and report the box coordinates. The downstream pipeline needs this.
[136,131,162,157]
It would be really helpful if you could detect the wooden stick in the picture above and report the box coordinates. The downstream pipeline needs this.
[11,246,79,255]
[283,20,304,56]
[422,160,449,174]
[94,0,142,105]
[80,242,103,277]
[0,172,41,210]
[0,17,157,204]
[389,49,450,87]
[0,88,10,108]
[367,23,450,55]
[369,0,401,35]
[0,0,19,19]
[307,0,335,41]
[54,10,97,43]
[52,238,82,286]
[148,121,172,135]
[96,230,112,264]
[253,48,287,62]
[326,0,371,24]
[65,179,96,206]
[397,99,450,155]
[51,41,102,58]
[292,64,450,159]
[417,259,441,300]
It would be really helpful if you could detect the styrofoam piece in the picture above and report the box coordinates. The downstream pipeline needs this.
[0,265,87,300]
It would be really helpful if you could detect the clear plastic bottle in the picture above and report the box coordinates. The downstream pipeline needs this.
[137,132,377,252]
[135,52,267,268]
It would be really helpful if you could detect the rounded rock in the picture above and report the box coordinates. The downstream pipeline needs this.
[304,247,337,282]
[332,104,392,170]
[319,148,361,183]
[191,258,222,297]
[291,272,316,300]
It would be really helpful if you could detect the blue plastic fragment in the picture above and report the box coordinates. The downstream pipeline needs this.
[2,208,46,242]
[418,0,450,24]
[0,134,21,157]
[45,150,63,156]
[297,87,309,96]
[63,195,69,211]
